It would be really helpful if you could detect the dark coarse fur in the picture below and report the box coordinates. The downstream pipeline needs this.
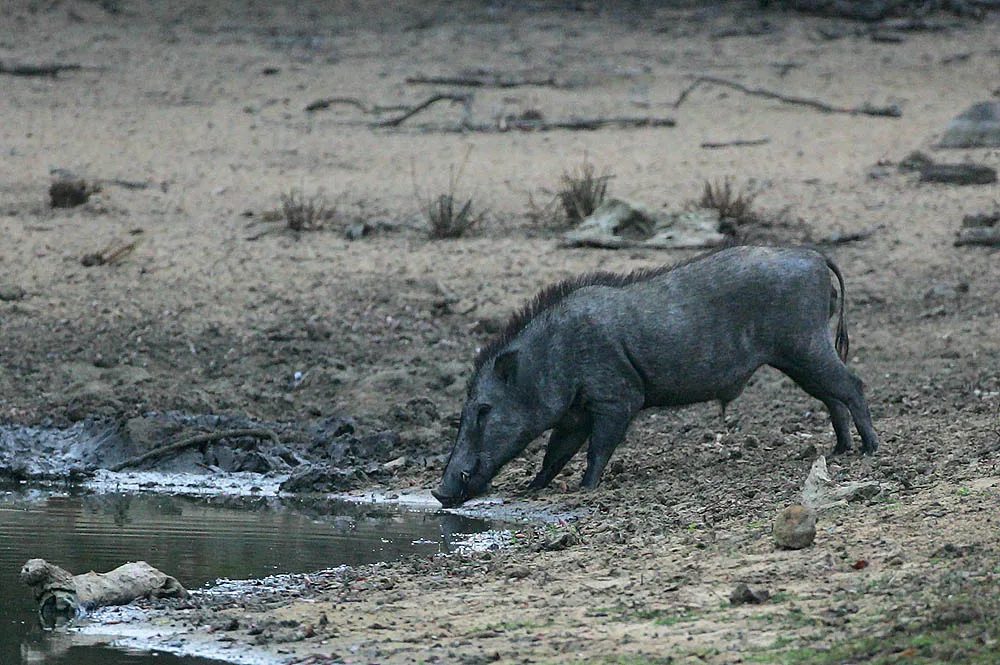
[472,266,671,375]
[472,245,849,392]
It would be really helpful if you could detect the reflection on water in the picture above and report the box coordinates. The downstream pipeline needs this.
[0,490,490,665]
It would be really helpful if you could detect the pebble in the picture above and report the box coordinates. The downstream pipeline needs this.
[0,284,26,302]
[730,583,770,605]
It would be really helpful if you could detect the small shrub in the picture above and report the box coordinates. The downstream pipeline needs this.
[558,159,612,224]
[416,147,480,239]
[698,177,757,224]
[279,189,334,232]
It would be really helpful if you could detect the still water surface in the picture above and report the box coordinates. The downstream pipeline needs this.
[0,489,489,665]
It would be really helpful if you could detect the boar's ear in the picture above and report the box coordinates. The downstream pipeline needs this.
[492,350,519,386]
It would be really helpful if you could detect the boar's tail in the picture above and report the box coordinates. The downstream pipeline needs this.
[826,257,850,362]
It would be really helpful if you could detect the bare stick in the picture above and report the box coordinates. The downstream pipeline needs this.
[683,75,901,117]
[0,61,82,77]
[405,73,562,88]
[815,226,881,245]
[701,138,771,149]
[672,80,702,109]
[466,116,675,133]
[374,94,472,128]
[541,117,675,131]
[304,97,370,113]
[109,428,280,472]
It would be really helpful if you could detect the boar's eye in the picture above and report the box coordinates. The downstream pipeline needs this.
[476,404,492,425]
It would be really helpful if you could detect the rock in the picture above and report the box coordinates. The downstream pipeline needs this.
[206,444,237,471]
[344,220,372,240]
[923,281,969,301]
[939,101,1000,149]
[774,505,817,550]
[507,566,531,580]
[801,456,882,510]
[233,450,281,474]
[279,464,367,493]
[561,198,726,250]
[897,150,934,173]
[49,179,97,208]
[350,431,402,461]
[389,396,439,427]
[730,583,770,605]
[532,530,580,552]
[381,456,407,472]
[931,543,978,559]
[0,284,26,302]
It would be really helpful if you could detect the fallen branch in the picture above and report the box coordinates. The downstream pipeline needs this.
[431,116,676,133]
[374,93,472,128]
[305,97,370,113]
[81,239,137,267]
[676,75,901,117]
[815,225,881,245]
[701,137,770,149]
[919,163,997,185]
[955,227,1000,247]
[110,428,280,472]
[21,558,187,622]
[500,116,675,132]
[962,211,1000,228]
[405,73,563,88]
[772,0,983,20]
[0,60,82,77]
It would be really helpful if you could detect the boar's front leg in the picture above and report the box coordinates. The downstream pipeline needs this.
[581,402,640,489]
[528,408,593,490]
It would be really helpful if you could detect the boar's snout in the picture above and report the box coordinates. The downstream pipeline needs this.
[433,462,491,508]
[431,487,466,508]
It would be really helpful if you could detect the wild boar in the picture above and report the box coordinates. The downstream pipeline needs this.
[432,246,878,508]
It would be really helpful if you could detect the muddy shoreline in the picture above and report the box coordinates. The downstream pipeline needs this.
[3,1,1000,663]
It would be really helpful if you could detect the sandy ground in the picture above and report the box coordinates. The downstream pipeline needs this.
[2,1,1000,663]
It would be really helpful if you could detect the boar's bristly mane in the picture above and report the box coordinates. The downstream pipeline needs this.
[471,265,674,380]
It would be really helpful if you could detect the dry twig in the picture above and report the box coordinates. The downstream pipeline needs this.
[700,138,771,149]
[405,73,563,88]
[110,428,280,472]
[816,226,881,245]
[374,93,472,128]
[81,240,137,267]
[675,75,901,117]
[955,227,1000,247]
[0,60,82,77]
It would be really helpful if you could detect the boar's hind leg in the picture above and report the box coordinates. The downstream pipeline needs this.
[775,354,879,455]
[528,409,593,490]
[826,399,854,455]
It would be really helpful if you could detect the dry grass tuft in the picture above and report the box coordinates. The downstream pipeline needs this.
[279,189,335,232]
[698,177,757,223]
[558,159,612,225]
[424,193,479,239]
[416,147,480,239]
